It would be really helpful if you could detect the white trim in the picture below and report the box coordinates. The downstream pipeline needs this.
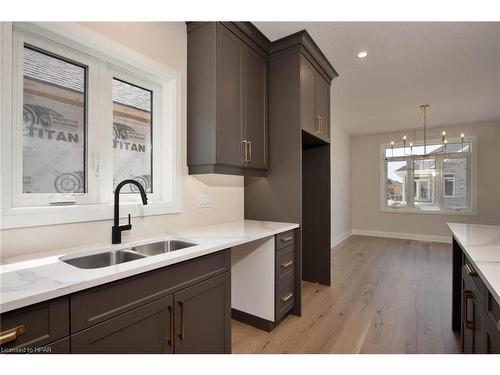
[352,229,451,243]
[0,22,182,229]
[331,230,352,248]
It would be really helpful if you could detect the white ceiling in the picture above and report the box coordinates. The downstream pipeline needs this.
[254,22,500,135]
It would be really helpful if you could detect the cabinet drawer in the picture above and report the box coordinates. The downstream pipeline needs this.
[463,256,486,303]
[276,245,295,284]
[71,294,173,354]
[276,230,295,250]
[71,249,230,333]
[275,274,295,321]
[487,292,500,327]
[0,297,69,352]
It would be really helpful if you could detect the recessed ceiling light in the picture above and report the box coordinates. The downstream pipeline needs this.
[357,51,368,59]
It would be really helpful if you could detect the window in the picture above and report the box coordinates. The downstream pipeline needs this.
[112,78,153,194]
[382,139,475,214]
[444,173,455,197]
[22,46,87,195]
[1,23,181,228]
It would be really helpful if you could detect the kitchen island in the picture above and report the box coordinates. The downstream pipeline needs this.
[448,223,500,353]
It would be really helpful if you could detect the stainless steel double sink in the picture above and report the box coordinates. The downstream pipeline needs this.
[61,240,196,269]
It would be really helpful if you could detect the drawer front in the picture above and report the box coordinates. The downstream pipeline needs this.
[275,274,295,321]
[0,297,69,352]
[487,292,500,324]
[276,230,295,250]
[463,256,486,303]
[71,294,173,354]
[71,249,230,333]
[275,245,295,284]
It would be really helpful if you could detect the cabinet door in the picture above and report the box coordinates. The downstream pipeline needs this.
[243,47,267,170]
[300,55,318,136]
[462,276,485,353]
[71,294,174,354]
[485,317,500,353]
[216,25,244,167]
[315,74,330,142]
[174,272,231,354]
[0,297,69,352]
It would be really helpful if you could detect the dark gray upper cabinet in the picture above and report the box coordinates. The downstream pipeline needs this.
[300,55,331,142]
[187,22,269,176]
[243,47,267,170]
[216,25,244,167]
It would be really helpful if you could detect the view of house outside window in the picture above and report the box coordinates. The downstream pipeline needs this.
[384,141,471,212]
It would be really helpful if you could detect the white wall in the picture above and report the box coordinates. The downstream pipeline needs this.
[0,22,244,260]
[351,122,500,240]
[331,86,352,247]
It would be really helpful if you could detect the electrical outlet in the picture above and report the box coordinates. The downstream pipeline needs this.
[198,193,212,208]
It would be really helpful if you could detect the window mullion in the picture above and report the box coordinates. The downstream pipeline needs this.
[436,156,444,209]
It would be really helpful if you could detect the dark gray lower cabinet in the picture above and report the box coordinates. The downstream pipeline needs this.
[458,246,500,354]
[0,297,69,354]
[462,271,485,353]
[174,272,231,354]
[1,250,232,354]
[71,295,174,354]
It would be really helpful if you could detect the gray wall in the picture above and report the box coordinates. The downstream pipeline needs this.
[351,121,500,239]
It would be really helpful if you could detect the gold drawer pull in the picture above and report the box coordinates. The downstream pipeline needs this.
[464,290,474,330]
[0,325,26,345]
[280,236,293,242]
[281,260,294,268]
[465,263,478,277]
[497,320,500,333]
[281,292,294,303]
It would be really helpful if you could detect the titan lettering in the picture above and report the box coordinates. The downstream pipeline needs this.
[113,140,146,153]
[24,126,79,144]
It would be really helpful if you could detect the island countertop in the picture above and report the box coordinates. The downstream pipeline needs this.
[0,220,299,313]
[448,223,500,306]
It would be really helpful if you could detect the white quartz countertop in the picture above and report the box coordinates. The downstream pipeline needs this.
[448,223,500,305]
[0,220,299,313]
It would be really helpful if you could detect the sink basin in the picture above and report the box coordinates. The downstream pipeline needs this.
[131,240,197,256]
[62,250,146,269]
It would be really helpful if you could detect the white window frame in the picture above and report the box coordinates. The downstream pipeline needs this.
[443,173,456,197]
[1,22,182,229]
[379,136,477,215]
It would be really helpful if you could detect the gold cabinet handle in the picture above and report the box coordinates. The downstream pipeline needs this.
[315,115,320,134]
[242,140,248,163]
[281,260,294,268]
[248,140,252,163]
[319,116,323,134]
[464,263,478,277]
[167,305,174,347]
[280,236,293,242]
[497,320,500,333]
[178,301,185,340]
[464,290,474,330]
[0,325,25,345]
[281,292,294,303]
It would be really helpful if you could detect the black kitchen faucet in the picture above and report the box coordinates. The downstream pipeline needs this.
[112,179,148,244]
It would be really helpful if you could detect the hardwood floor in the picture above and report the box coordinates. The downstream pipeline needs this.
[231,235,461,354]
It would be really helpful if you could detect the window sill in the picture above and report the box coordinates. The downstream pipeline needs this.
[380,207,477,216]
[1,200,181,229]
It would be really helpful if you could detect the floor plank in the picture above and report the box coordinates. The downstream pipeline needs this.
[231,235,461,354]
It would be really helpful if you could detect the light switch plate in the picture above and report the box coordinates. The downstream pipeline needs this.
[198,193,212,208]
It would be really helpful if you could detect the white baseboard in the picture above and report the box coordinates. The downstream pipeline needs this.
[351,229,451,243]
[331,230,353,248]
